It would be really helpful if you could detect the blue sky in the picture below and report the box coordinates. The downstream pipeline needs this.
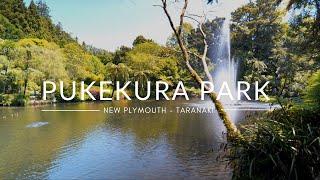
[24,0,248,51]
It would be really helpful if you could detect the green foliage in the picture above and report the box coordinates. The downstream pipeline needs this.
[17,38,59,49]
[127,42,180,85]
[232,0,288,94]
[305,70,320,105]
[224,2,320,178]
[230,0,317,99]
[231,73,320,179]
[231,107,320,179]
[82,43,114,65]
[113,46,131,64]
[132,35,153,46]
[0,0,76,46]
[167,22,194,48]
[0,94,14,106]
[63,43,105,82]
[11,94,28,106]
[106,63,131,83]
[0,32,193,104]
[0,38,107,105]
[0,14,23,39]
[102,40,192,96]
[0,93,27,106]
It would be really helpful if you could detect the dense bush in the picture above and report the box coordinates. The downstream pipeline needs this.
[230,107,320,179]
[0,94,28,106]
[229,73,320,179]
[0,94,14,106]
[11,94,28,106]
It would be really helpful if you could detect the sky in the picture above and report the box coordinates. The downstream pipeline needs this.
[24,0,249,51]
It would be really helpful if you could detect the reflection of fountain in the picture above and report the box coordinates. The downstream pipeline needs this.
[212,17,240,122]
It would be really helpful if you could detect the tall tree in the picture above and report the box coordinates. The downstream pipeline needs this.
[231,0,288,95]
[158,0,241,140]
[132,35,153,46]
[36,0,50,18]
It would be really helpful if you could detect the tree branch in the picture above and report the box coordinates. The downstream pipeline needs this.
[198,16,213,84]
[178,0,188,36]
[185,13,213,83]
[161,0,179,39]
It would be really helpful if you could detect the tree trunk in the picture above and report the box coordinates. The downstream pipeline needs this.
[185,59,241,140]
[111,88,115,100]
[3,67,8,94]
[24,51,31,96]
[23,79,28,96]
[111,77,116,100]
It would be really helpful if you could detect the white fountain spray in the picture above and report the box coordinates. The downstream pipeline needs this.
[212,16,240,121]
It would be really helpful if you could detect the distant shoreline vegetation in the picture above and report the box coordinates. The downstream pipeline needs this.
[42,80,270,101]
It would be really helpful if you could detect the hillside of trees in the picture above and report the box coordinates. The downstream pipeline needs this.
[0,0,197,105]
[1,0,319,106]
[0,0,75,46]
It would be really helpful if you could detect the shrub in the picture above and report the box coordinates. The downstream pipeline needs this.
[0,94,14,106]
[0,94,28,106]
[11,94,28,106]
[230,107,320,179]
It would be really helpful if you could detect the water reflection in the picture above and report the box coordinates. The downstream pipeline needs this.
[0,100,247,179]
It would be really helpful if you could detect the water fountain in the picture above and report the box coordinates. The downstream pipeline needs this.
[210,16,279,122]
[213,17,238,104]
[210,16,242,122]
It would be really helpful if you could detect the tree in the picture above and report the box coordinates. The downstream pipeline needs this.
[158,0,240,140]
[232,0,290,96]
[127,42,180,86]
[106,63,131,98]
[0,40,22,94]
[17,39,69,95]
[132,35,153,46]
[0,55,10,93]
[283,0,320,30]
[36,0,50,18]
[0,0,77,47]
[288,0,320,66]
[27,0,40,36]
[113,46,131,64]
[0,0,29,32]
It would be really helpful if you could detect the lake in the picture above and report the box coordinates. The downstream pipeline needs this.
[0,99,262,179]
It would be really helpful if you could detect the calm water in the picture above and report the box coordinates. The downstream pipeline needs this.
[0,100,252,179]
